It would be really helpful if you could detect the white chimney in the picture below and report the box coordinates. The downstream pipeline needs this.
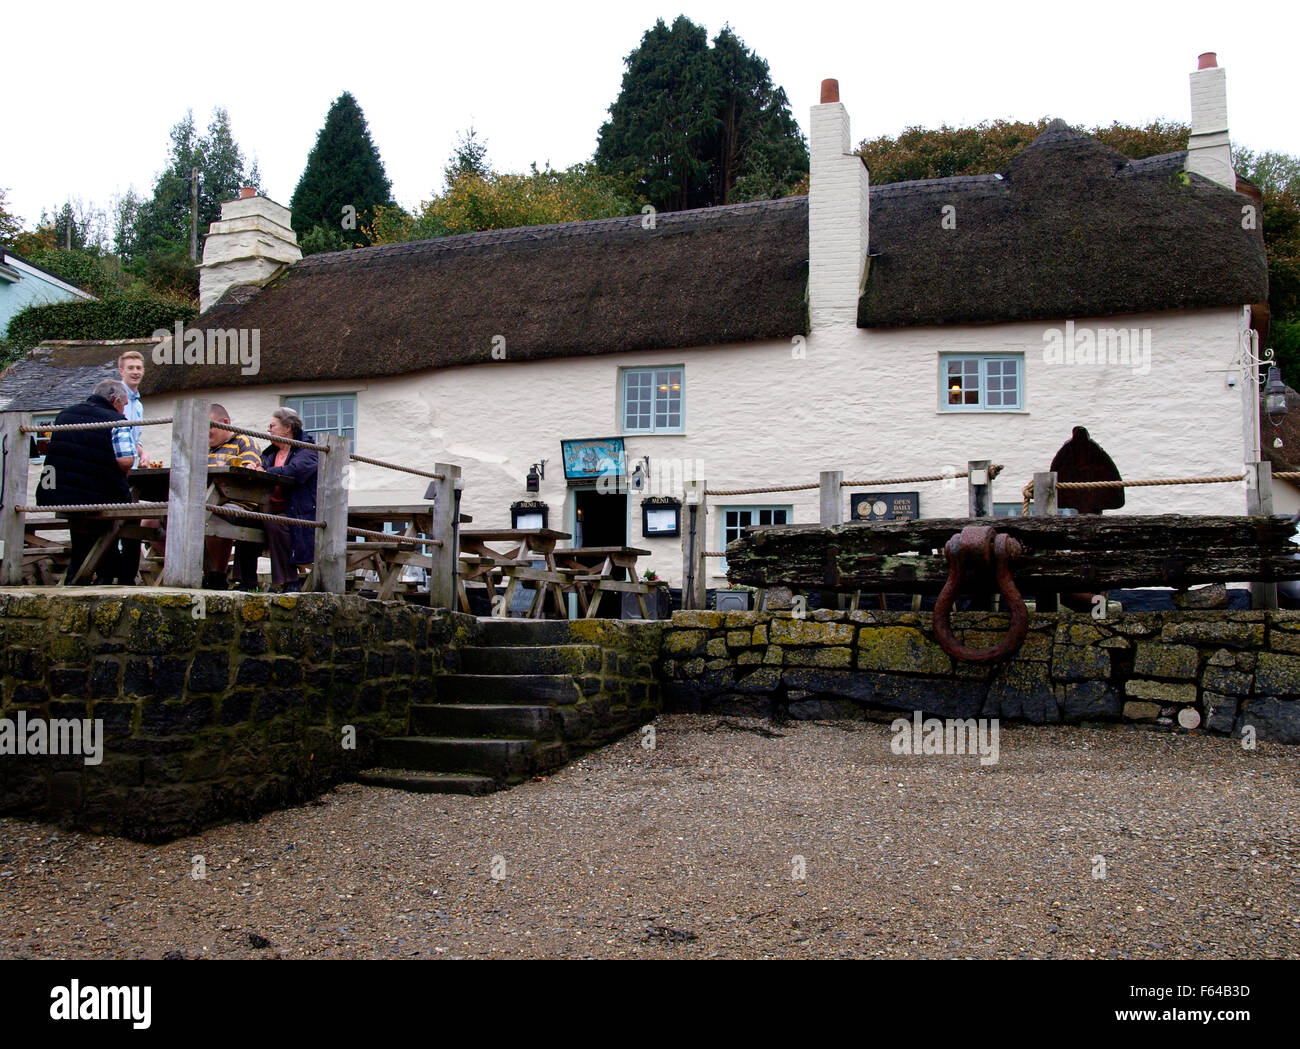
[1187,52,1235,190]
[198,188,302,312]
[808,79,870,329]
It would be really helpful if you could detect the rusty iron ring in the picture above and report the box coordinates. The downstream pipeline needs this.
[932,525,1030,664]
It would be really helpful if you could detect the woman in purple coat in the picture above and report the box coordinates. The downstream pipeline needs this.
[258,407,318,592]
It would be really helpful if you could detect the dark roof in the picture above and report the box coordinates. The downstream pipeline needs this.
[859,121,1268,327]
[145,198,811,394]
[0,340,153,413]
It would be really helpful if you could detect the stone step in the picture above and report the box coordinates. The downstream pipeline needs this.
[434,673,583,706]
[410,703,561,740]
[458,644,600,676]
[476,618,572,647]
[355,769,496,795]
[376,736,536,779]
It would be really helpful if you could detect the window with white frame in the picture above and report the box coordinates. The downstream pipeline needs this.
[719,505,790,572]
[284,394,357,448]
[31,414,57,462]
[622,367,684,433]
[940,354,1023,411]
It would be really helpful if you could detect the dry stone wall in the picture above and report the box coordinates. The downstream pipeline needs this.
[660,609,1300,743]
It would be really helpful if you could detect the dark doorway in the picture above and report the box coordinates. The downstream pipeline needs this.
[574,489,627,548]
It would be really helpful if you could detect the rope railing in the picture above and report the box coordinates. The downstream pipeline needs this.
[213,421,324,453]
[348,525,444,547]
[1021,471,1282,514]
[16,502,169,514]
[347,453,445,481]
[705,464,1004,498]
[705,482,819,496]
[20,418,173,433]
[206,504,326,529]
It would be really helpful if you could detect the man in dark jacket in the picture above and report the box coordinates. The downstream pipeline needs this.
[36,379,135,584]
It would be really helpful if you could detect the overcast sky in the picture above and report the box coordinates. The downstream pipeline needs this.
[4,0,1297,229]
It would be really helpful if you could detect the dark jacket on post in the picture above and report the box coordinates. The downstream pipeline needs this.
[260,434,319,565]
[35,394,132,508]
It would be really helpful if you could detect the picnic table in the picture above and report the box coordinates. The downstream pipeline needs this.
[55,466,293,585]
[346,505,471,600]
[457,528,573,618]
[552,545,659,618]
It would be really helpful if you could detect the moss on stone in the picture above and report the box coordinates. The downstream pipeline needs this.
[856,626,951,675]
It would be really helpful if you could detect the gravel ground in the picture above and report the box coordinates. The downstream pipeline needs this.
[2,715,1298,960]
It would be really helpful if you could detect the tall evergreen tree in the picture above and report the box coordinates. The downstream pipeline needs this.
[291,92,393,248]
[595,17,808,212]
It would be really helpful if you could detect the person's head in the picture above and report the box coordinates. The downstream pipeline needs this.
[93,379,130,414]
[117,350,144,391]
[268,407,304,446]
[209,403,232,448]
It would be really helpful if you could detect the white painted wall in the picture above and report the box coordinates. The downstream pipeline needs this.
[125,303,1249,587]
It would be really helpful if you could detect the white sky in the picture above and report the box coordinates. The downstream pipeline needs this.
[4,0,1297,227]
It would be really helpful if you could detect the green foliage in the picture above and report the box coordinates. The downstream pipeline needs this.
[1270,317,1300,389]
[367,163,642,244]
[0,187,23,243]
[595,16,808,212]
[125,108,259,268]
[4,297,197,354]
[445,127,490,187]
[290,92,394,248]
[1236,148,1300,367]
[856,118,1191,185]
[299,223,351,256]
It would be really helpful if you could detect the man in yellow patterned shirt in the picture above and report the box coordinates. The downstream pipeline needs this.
[205,403,264,589]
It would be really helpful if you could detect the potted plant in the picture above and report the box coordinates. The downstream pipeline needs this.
[624,567,673,619]
[715,583,755,612]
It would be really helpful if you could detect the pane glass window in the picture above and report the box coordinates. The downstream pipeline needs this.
[720,506,791,572]
[941,356,1023,412]
[284,394,357,448]
[623,367,684,433]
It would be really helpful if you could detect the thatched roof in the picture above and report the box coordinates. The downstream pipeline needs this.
[145,198,811,394]
[859,121,1268,327]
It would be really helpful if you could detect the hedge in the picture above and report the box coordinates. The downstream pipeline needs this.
[4,297,198,353]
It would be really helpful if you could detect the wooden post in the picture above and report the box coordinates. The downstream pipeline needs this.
[1032,471,1059,612]
[967,459,994,609]
[162,398,209,588]
[968,459,992,518]
[682,478,707,609]
[0,413,32,586]
[1249,461,1278,610]
[312,433,349,593]
[426,462,460,609]
[819,470,843,525]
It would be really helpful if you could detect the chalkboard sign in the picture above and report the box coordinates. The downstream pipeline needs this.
[850,491,920,521]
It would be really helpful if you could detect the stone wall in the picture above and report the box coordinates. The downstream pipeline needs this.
[0,589,472,841]
[660,609,1300,743]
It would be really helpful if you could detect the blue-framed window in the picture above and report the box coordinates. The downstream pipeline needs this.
[621,367,684,433]
[941,354,1023,411]
[30,413,57,462]
[284,393,357,448]
[719,505,791,572]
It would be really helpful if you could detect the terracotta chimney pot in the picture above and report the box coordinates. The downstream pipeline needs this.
[820,79,839,104]
[239,186,257,199]
[1198,52,1218,69]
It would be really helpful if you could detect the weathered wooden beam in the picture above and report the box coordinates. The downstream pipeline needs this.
[1031,471,1059,612]
[0,413,32,585]
[312,434,349,593]
[427,462,460,610]
[162,399,208,588]
[682,478,707,609]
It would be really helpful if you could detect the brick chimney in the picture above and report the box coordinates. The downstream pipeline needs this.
[808,78,870,329]
[1187,52,1235,190]
[198,189,302,312]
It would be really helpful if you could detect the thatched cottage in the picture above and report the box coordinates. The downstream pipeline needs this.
[2,55,1278,587]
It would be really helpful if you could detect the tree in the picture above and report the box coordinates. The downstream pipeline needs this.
[595,16,808,213]
[290,92,394,248]
[1236,148,1300,385]
[0,188,24,244]
[366,162,642,245]
[444,127,490,188]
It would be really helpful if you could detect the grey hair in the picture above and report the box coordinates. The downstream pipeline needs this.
[94,379,130,404]
[271,406,304,438]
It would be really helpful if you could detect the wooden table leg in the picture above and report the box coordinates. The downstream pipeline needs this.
[66,521,122,585]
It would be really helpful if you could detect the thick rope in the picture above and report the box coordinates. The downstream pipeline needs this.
[707,464,1003,497]
[1056,475,1245,489]
[348,525,443,547]
[706,482,819,496]
[214,421,325,453]
[16,502,168,514]
[841,473,950,487]
[206,504,325,529]
[21,418,172,433]
[704,551,726,557]
[1270,472,1300,480]
[347,453,445,481]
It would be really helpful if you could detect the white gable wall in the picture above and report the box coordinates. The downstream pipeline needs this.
[134,303,1249,588]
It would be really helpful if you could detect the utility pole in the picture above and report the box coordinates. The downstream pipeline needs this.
[189,167,199,261]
